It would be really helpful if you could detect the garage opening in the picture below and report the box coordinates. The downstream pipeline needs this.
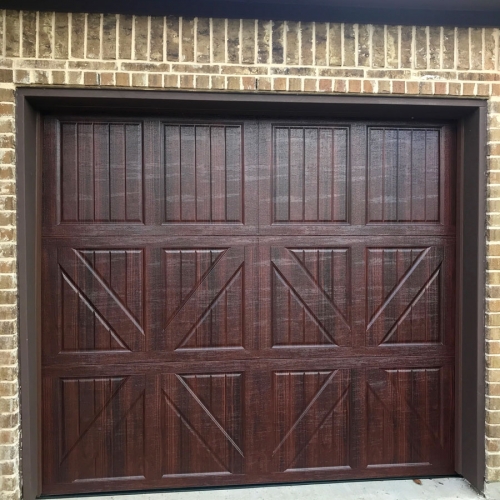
[39,114,457,495]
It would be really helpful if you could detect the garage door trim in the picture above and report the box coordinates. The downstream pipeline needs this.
[15,88,487,499]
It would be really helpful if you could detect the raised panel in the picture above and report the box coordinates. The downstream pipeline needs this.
[367,128,440,223]
[161,373,244,476]
[271,247,351,346]
[58,248,145,352]
[163,124,243,223]
[50,375,146,482]
[272,126,349,223]
[164,248,245,350]
[365,367,453,469]
[273,370,351,472]
[59,121,143,223]
[366,246,443,345]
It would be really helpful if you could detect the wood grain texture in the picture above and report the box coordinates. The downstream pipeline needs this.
[41,117,456,495]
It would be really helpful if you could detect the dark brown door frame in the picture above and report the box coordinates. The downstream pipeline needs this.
[16,88,487,499]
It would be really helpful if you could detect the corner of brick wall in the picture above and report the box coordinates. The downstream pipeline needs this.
[0,9,500,496]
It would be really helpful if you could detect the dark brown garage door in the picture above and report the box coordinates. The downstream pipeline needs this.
[41,116,456,495]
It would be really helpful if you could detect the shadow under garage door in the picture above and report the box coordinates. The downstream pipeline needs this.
[40,116,457,495]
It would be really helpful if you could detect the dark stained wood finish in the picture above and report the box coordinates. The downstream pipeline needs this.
[41,116,457,495]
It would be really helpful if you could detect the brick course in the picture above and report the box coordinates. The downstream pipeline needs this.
[0,10,499,498]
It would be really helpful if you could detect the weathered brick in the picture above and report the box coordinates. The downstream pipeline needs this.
[134,16,148,61]
[222,66,266,75]
[70,13,85,59]
[257,20,271,64]
[242,76,256,90]
[272,66,314,76]
[100,72,114,86]
[485,28,497,71]
[371,25,384,68]
[314,23,328,67]
[386,25,398,69]
[210,75,225,90]
[378,80,391,93]
[212,19,226,63]
[5,11,20,57]
[85,14,101,59]
[442,27,455,69]
[449,81,461,95]
[83,72,98,85]
[435,82,447,95]
[227,19,240,64]
[166,16,180,62]
[301,22,313,66]
[273,77,287,91]
[258,77,272,91]
[415,26,427,69]
[54,13,69,59]
[457,27,470,70]
[131,72,146,87]
[286,21,299,65]
[22,12,37,58]
[147,73,162,88]
[406,81,419,94]
[348,79,361,93]
[241,19,255,64]
[463,82,476,95]
[343,24,356,67]
[367,70,410,79]
[0,70,13,83]
[429,26,441,69]
[196,75,210,89]
[38,11,53,58]
[334,79,346,93]
[118,15,133,60]
[419,81,433,95]
[329,23,342,66]
[102,14,117,60]
[180,74,194,88]
[470,27,483,70]
[0,10,4,56]
[227,76,241,90]
[289,77,301,91]
[272,20,284,64]
[304,78,317,92]
[150,17,164,62]
[357,24,370,67]
[319,78,333,92]
[197,17,210,63]
[164,74,179,88]
[400,26,413,68]
[181,18,195,62]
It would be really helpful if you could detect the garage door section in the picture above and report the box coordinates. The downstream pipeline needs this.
[41,117,456,495]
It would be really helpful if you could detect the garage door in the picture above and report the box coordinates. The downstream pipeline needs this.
[41,116,456,495]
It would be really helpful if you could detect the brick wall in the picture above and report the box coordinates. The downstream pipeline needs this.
[0,9,500,498]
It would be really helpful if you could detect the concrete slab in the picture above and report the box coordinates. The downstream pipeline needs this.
[57,478,484,500]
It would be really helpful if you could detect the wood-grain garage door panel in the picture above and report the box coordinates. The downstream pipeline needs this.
[272,125,349,223]
[41,117,456,495]
[58,121,144,224]
[43,375,147,484]
[161,372,244,476]
[364,366,454,469]
[366,246,444,345]
[271,247,351,346]
[162,246,247,351]
[272,369,351,472]
[367,128,440,223]
[44,246,146,354]
[162,124,243,223]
